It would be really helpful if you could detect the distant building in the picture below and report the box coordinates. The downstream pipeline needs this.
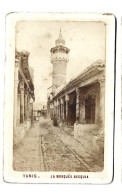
[33,104,47,121]
[33,109,41,121]
[41,105,47,117]
[14,50,35,146]
[47,30,105,155]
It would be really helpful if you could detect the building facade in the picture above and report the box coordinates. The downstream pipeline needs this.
[33,110,41,121]
[14,50,35,146]
[33,105,47,121]
[47,31,105,155]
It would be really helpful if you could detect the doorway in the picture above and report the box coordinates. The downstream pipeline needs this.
[85,95,95,124]
[69,92,76,126]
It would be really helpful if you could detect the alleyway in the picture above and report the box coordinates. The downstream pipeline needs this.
[13,118,103,172]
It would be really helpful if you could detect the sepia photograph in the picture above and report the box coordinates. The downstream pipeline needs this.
[4,13,115,183]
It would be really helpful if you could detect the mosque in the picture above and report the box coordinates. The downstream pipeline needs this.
[47,30,105,155]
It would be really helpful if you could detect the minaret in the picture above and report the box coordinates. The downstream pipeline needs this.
[50,29,70,92]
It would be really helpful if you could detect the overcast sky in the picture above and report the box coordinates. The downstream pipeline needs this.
[16,21,106,105]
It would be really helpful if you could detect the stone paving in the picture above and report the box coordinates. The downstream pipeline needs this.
[13,122,43,171]
[13,117,103,172]
[41,128,88,172]
[51,126,104,172]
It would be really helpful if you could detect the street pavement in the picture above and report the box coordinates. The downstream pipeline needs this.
[13,121,43,171]
[13,117,103,172]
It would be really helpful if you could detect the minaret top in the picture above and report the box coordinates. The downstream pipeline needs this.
[55,29,65,46]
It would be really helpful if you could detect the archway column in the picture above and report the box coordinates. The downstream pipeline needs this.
[14,59,19,131]
[24,91,28,121]
[20,80,25,123]
[65,94,69,125]
[76,88,80,124]
[99,78,105,128]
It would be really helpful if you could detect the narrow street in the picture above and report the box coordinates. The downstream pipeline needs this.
[13,117,103,172]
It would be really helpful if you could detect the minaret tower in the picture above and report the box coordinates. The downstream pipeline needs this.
[50,29,70,92]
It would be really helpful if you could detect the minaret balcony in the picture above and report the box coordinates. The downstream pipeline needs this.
[51,52,69,63]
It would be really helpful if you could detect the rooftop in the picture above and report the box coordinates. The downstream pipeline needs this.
[53,59,105,99]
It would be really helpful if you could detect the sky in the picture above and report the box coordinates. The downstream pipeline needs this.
[16,21,106,105]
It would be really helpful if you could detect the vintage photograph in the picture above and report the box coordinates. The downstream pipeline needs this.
[4,13,115,183]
